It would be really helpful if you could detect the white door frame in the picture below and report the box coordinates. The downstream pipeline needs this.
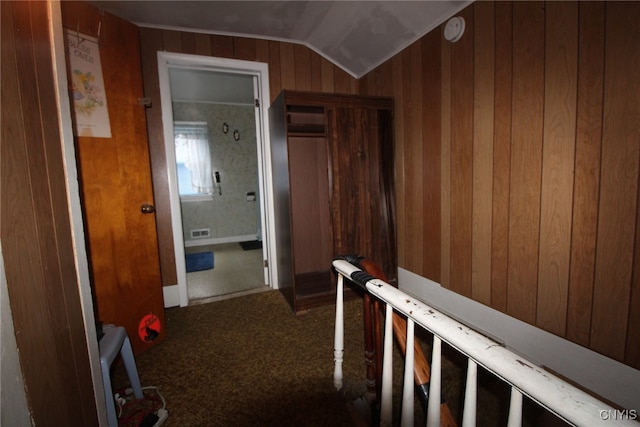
[157,52,277,307]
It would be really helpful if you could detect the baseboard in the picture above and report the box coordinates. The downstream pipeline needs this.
[162,285,180,308]
[184,234,257,248]
[398,267,640,413]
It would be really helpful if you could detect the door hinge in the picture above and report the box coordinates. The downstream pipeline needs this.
[255,98,260,108]
[264,259,269,268]
[138,97,152,108]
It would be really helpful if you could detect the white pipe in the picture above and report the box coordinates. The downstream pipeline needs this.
[332,259,638,426]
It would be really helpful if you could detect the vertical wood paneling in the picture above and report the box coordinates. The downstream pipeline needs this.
[360,0,640,368]
[2,1,97,424]
[255,39,270,64]
[490,1,512,312]
[566,1,604,346]
[591,2,640,360]
[279,42,296,89]
[422,31,442,282]
[536,1,578,335]
[506,1,545,324]
[449,6,474,297]
[162,29,182,52]
[472,1,495,305]
[320,56,336,93]
[629,192,640,368]
[32,9,92,395]
[410,42,424,274]
[406,44,424,272]
[288,137,332,273]
[293,43,312,91]
[309,52,323,92]
[33,17,91,399]
[398,49,414,270]
[440,27,452,289]
[364,56,394,98]
[234,36,256,60]
[180,31,196,54]
[267,40,282,102]
[334,67,356,94]
[210,34,234,57]
[391,54,407,273]
[409,42,424,262]
[194,32,211,55]
[4,3,68,422]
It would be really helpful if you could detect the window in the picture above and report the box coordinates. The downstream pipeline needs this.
[174,122,213,197]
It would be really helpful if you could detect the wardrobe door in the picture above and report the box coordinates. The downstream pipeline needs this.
[328,106,396,280]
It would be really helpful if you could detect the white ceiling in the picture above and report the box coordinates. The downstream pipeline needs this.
[89,0,472,79]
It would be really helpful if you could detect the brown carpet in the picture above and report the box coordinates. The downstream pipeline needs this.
[112,289,562,426]
[113,290,369,426]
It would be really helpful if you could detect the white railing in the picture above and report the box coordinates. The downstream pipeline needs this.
[332,259,638,427]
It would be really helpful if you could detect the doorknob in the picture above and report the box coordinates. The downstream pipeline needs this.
[141,204,155,214]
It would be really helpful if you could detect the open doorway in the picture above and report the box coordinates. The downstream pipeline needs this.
[158,52,276,307]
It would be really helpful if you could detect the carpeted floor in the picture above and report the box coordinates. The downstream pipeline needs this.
[113,290,369,426]
[112,289,562,426]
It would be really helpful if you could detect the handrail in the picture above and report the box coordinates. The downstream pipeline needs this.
[354,257,457,426]
[333,258,638,427]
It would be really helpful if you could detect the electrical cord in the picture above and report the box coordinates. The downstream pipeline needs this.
[115,385,167,423]
[115,393,127,418]
[141,386,166,411]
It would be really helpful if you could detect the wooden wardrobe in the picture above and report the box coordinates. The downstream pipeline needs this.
[269,90,396,312]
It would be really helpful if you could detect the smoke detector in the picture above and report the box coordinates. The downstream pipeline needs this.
[444,17,465,42]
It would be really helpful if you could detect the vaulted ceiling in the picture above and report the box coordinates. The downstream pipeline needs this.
[89,1,472,78]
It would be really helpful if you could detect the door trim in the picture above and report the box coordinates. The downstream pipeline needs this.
[157,52,277,307]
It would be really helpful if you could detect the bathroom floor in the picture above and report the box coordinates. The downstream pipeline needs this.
[185,242,268,305]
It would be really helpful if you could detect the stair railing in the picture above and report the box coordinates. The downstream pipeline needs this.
[351,256,457,426]
[332,257,637,427]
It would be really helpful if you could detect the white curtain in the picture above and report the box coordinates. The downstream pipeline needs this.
[174,123,213,194]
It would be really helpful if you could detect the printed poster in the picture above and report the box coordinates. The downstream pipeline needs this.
[64,29,111,138]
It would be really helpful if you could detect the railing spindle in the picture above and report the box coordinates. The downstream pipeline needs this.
[401,318,415,427]
[427,335,442,427]
[332,258,637,427]
[380,303,394,426]
[333,274,344,390]
[462,359,477,427]
[507,387,523,427]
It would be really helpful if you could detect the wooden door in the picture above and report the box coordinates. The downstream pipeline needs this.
[61,2,165,354]
[329,104,396,281]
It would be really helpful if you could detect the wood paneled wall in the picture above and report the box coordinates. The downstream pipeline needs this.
[361,1,640,369]
[1,1,97,424]
[138,28,360,286]
[135,1,639,369]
